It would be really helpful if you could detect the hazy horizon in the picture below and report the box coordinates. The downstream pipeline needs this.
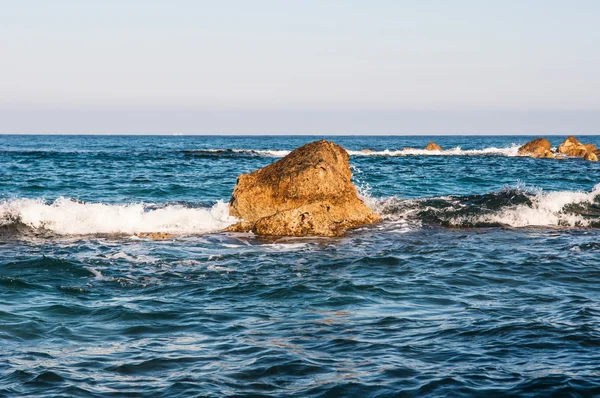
[1,107,599,135]
[2,0,599,134]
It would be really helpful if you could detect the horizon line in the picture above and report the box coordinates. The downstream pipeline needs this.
[2,133,600,136]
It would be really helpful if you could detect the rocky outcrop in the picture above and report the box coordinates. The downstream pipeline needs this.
[518,136,597,161]
[425,142,443,151]
[225,140,377,236]
[558,136,588,157]
[584,152,598,162]
[518,138,552,158]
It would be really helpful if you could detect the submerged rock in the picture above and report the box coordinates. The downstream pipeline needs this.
[543,150,555,159]
[135,232,174,240]
[425,142,443,151]
[558,136,588,157]
[225,140,377,236]
[361,149,373,153]
[518,138,551,158]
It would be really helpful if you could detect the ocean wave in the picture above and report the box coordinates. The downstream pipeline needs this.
[347,145,521,157]
[4,184,599,238]
[0,198,237,236]
[183,149,290,158]
[371,184,600,228]
[184,145,522,158]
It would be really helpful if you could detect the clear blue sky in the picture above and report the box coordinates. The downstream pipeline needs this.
[1,0,599,134]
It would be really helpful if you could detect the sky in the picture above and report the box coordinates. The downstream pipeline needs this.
[1,0,599,134]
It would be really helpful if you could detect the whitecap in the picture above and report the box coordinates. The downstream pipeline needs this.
[0,198,237,235]
[453,184,600,227]
[197,145,523,158]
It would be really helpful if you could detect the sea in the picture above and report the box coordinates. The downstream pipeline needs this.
[1,134,600,397]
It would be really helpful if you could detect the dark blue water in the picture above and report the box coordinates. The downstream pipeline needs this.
[2,135,600,397]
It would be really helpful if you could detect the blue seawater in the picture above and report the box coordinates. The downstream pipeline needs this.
[2,134,600,397]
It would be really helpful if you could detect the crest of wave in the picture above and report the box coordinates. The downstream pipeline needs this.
[206,145,522,158]
[346,145,521,157]
[0,197,237,235]
[452,184,600,227]
[362,183,600,229]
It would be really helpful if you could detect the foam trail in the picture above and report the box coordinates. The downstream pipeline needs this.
[194,145,522,158]
[346,145,521,157]
[461,185,600,227]
[369,184,600,228]
[238,149,291,157]
[0,198,237,235]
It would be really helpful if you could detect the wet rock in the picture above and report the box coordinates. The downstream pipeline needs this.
[225,140,377,236]
[425,142,443,151]
[361,149,373,153]
[543,150,555,159]
[223,221,253,233]
[518,138,551,158]
[135,232,174,240]
[558,136,588,157]
[584,152,598,162]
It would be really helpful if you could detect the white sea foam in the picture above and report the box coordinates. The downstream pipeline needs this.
[0,197,237,235]
[368,184,600,228]
[195,149,291,157]
[85,266,104,280]
[208,145,523,158]
[241,149,291,157]
[264,242,311,251]
[347,145,521,157]
[457,185,600,227]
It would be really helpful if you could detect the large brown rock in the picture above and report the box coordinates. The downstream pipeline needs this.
[518,138,551,158]
[225,140,377,236]
[425,142,443,151]
[558,136,588,157]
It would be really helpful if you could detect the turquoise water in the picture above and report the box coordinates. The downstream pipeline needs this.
[2,135,600,397]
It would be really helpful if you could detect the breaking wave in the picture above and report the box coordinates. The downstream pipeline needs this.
[347,145,521,157]
[183,149,291,158]
[371,184,600,228]
[0,198,237,236]
[3,184,600,238]
[183,145,522,158]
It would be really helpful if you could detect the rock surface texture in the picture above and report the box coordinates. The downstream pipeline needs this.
[135,232,174,240]
[225,140,378,236]
[518,136,597,161]
[558,136,588,157]
[584,152,598,162]
[425,142,443,151]
[518,138,552,158]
